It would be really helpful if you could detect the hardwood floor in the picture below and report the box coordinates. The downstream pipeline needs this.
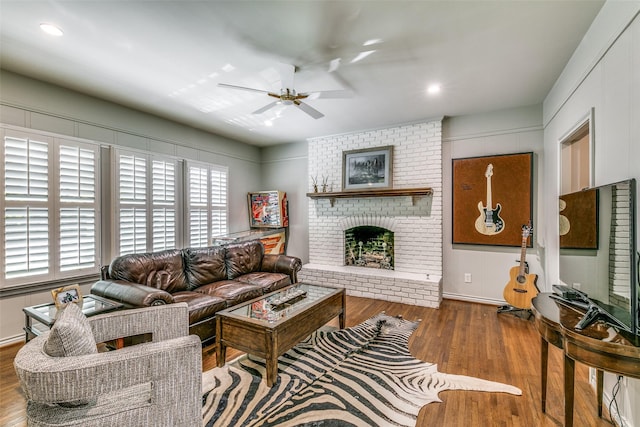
[1,296,614,426]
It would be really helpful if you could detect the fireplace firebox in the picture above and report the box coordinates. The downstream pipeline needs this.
[344,226,394,270]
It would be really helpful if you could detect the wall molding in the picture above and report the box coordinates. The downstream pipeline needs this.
[442,124,543,143]
[1,101,260,164]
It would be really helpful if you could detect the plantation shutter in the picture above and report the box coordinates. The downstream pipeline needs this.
[188,165,209,247]
[187,163,228,247]
[59,143,98,272]
[3,134,50,279]
[210,167,227,237]
[118,153,147,255]
[152,159,176,251]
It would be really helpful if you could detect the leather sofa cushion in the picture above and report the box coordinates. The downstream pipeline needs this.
[109,249,188,293]
[225,241,264,280]
[236,272,291,294]
[92,280,174,307]
[172,291,227,324]
[183,246,227,290]
[196,280,263,307]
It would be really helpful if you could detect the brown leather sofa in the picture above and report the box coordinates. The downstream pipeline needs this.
[91,240,302,346]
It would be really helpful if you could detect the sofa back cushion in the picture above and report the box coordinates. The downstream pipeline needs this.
[225,241,264,279]
[109,249,188,293]
[184,246,227,290]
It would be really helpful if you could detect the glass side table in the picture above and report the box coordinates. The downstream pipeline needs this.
[23,294,124,342]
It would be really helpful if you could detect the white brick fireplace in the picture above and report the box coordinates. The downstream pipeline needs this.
[300,120,443,308]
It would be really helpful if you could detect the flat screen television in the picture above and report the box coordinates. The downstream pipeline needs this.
[558,178,639,335]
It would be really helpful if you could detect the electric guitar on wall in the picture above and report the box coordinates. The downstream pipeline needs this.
[502,222,539,309]
[475,164,505,235]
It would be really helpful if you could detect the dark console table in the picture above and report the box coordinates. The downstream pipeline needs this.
[531,293,640,426]
[23,294,123,342]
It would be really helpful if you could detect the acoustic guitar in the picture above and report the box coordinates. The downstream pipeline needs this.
[475,164,505,235]
[503,223,539,309]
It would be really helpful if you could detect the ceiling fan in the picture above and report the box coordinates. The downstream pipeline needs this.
[217,63,350,119]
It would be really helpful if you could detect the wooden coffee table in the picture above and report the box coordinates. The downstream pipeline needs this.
[216,283,345,386]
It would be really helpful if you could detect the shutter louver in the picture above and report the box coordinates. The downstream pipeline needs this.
[153,208,176,251]
[152,160,176,251]
[189,166,208,247]
[4,135,50,279]
[5,207,49,278]
[189,209,208,248]
[118,154,146,255]
[187,164,228,247]
[59,145,96,271]
[60,208,96,271]
[119,208,147,255]
[210,168,227,237]
[119,154,147,203]
[4,136,48,201]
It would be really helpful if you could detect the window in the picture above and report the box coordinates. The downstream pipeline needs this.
[59,144,99,272]
[152,160,176,251]
[115,150,177,255]
[187,162,228,247]
[1,128,100,287]
[1,125,229,288]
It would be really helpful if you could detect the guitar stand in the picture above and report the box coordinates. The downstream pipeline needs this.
[497,304,533,320]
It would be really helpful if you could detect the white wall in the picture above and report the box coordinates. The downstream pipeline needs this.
[542,2,640,426]
[260,141,309,262]
[306,121,443,277]
[299,121,443,308]
[0,70,263,344]
[443,105,545,304]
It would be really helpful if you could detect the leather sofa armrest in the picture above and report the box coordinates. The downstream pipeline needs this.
[261,254,303,283]
[91,280,174,307]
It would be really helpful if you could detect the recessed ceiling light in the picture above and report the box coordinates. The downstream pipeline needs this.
[427,84,441,95]
[40,23,64,37]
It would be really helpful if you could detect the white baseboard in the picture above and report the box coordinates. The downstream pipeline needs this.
[443,292,504,306]
[0,334,25,348]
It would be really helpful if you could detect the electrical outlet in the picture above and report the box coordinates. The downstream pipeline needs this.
[464,273,472,283]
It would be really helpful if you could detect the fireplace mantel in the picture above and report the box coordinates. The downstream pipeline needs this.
[306,187,432,207]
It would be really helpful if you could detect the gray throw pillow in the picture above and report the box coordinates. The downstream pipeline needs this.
[44,302,98,357]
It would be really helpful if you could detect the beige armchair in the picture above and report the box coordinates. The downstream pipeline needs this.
[14,302,202,427]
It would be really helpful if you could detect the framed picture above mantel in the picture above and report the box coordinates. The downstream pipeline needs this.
[342,146,393,191]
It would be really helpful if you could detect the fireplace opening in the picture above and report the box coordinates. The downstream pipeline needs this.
[344,226,394,270]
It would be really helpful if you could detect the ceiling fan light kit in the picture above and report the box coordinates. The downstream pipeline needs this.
[217,63,354,120]
[218,82,325,119]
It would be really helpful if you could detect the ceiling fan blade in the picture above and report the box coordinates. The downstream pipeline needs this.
[217,83,270,94]
[275,63,296,91]
[305,89,354,100]
[252,101,280,115]
[295,101,324,119]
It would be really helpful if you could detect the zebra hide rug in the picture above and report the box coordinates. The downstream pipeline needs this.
[202,313,521,427]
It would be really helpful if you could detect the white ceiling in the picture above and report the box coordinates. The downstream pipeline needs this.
[0,1,604,146]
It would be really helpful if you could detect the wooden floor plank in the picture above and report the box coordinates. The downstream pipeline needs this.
[0,296,613,426]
